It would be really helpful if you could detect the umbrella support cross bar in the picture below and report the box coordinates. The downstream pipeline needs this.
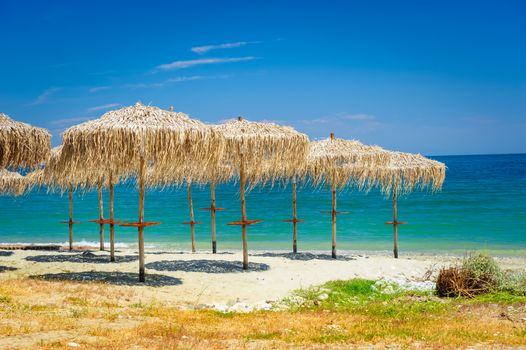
[383,185,407,259]
[109,176,115,262]
[183,183,199,253]
[200,180,228,254]
[228,150,263,270]
[62,185,77,251]
[97,181,104,251]
[282,178,304,254]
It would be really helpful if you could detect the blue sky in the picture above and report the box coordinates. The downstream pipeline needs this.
[1,0,525,155]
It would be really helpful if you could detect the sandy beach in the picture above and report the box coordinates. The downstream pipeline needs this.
[1,247,524,308]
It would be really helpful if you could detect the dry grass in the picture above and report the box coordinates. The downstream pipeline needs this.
[0,278,525,349]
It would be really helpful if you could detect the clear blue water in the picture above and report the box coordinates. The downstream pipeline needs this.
[1,154,525,255]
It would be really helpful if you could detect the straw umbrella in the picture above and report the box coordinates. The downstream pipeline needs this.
[60,103,221,282]
[214,117,309,269]
[27,147,77,251]
[354,152,445,258]
[0,113,51,170]
[29,146,97,250]
[0,169,28,196]
[308,133,390,259]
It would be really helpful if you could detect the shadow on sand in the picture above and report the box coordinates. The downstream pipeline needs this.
[0,266,17,273]
[146,251,234,255]
[145,259,270,273]
[252,252,356,261]
[25,251,138,264]
[30,271,182,287]
[0,251,14,257]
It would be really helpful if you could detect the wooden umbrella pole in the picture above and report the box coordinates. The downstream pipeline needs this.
[98,181,104,251]
[109,173,115,262]
[240,155,248,270]
[68,184,73,251]
[138,155,146,282]
[331,174,337,259]
[292,177,298,253]
[211,179,217,253]
[188,183,196,253]
[393,184,398,259]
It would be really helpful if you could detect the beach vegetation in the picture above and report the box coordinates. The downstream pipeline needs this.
[436,252,526,297]
[0,278,525,348]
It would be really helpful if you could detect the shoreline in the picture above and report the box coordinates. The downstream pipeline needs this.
[2,242,526,257]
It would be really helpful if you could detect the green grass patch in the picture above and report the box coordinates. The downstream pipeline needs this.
[285,278,451,319]
[468,291,526,304]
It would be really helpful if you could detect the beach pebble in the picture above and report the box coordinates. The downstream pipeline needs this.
[318,293,329,301]
[228,302,252,313]
[254,301,273,311]
[371,276,435,293]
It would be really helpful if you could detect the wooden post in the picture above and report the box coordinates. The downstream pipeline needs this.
[98,181,104,251]
[68,184,73,251]
[138,155,146,282]
[109,173,115,262]
[393,184,398,259]
[292,177,298,253]
[240,154,248,270]
[211,179,217,253]
[188,183,196,253]
[331,174,337,259]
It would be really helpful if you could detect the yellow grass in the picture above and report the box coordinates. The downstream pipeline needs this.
[1,278,525,349]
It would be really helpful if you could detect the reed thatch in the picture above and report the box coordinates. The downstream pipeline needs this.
[0,169,28,196]
[0,113,51,169]
[145,162,235,189]
[213,117,309,184]
[59,103,222,179]
[27,146,116,193]
[353,152,446,195]
[307,135,391,190]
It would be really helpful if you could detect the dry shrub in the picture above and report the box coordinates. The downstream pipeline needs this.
[436,253,502,298]
[436,267,471,297]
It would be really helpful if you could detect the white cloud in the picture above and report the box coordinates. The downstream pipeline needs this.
[191,41,261,54]
[87,103,120,112]
[29,87,61,105]
[156,56,257,70]
[89,86,111,93]
[49,116,90,127]
[125,74,231,89]
[342,113,376,121]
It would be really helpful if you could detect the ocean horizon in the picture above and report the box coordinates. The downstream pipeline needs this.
[1,153,525,255]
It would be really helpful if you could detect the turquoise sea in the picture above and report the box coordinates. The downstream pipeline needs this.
[1,154,525,255]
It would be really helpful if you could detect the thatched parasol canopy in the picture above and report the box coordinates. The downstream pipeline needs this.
[306,134,391,259]
[0,113,51,169]
[60,103,221,178]
[29,146,119,193]
[354,152,446,195]
[213,117,310,269]
[0,169,28,196]
[307,134,390,189]
[213,117,309,184]
[357,151,446,259]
